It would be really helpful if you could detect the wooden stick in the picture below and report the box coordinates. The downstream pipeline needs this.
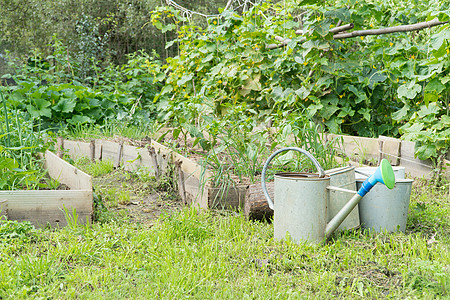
[295,23,354,35]
[149,147,160,180]
[378,140,384,167]
[115,141,124,168]
[89,140,95,162]
[56,137,64,158]
[269,23,354,49]
[270,19,446,49]
[333,18,447,39]
[267,39,292,50]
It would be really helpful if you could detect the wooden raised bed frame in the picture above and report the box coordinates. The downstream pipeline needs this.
[59,134,449,213]
[0,150,93,228]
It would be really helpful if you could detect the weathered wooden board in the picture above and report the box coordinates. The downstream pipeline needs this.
[0,190,92,228]
[45,150,92,190]
[151,139,212,208]
[379,136,401,166]
[63,140,92,161]
[122,145,157,173]
[122,144,140,171]
[329,134,380,163]
[399,140,434,178]
[96,139,122,167]
[182,169,210,207]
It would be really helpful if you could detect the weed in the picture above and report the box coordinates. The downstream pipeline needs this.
[0,219,36,241]
[74,157,114,177]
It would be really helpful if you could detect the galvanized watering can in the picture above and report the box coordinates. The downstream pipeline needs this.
[261,147,396,243]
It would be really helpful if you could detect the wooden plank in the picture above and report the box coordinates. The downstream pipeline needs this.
[328,134,379,164]
[45,150,92,190]
[183,171,200,205]
[95,143,102,161]
[150,140,213,180]
[399,140,434,178]
[150,140,212,208]
[121,145,153,173]
[0,190,92,228]
[97,140,122,167]
[64,140,92,160]
[122,144,140,171]
[0,200,7,219]
[379,135,401,166]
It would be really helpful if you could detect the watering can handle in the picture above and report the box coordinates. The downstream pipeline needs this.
[261,147,326,210]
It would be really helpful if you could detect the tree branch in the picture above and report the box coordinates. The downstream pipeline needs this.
[295,23,354,35]
[333,18,448,39]
[267,23,354,49]
[267,18,447,50]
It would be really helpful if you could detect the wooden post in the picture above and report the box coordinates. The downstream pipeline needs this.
[149,147,160,180]
[89,140,95,162]
[378,140,384,166]
[244,182,274,221]
[115,141,124,168]
[56,137,64,158]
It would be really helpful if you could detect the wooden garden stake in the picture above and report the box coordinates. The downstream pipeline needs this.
[89,140,95,162]
[57,137,64,158]
[0,200,7,219]
[116,141,124,168]
[378,140,384,166]
[149,147,160,180]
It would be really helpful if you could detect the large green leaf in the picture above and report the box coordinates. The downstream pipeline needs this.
[320,104,339,119]
[417,103,440,118]
[27,98,51,118]
[397,82,422,99]
[68,115,92,125]
[53,97,76,113]
[424,78,446,94]
[177,74,194,86]
[392,104,410,121]
[416,144,437,160]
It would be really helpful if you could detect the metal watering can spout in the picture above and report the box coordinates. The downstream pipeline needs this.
[261,147,396,242]
[324,158,395,239]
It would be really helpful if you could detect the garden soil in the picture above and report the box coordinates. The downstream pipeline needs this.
[93,168,183,226]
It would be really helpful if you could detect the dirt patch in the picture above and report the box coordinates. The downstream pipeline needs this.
[93,168,183,226]
[335,261,402,296]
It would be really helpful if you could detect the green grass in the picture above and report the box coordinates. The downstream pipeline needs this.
[73,157,115,177]
[63,120,156,141]
[0,180,448,299]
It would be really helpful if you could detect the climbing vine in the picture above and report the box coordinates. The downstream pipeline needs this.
[151,0,449,166]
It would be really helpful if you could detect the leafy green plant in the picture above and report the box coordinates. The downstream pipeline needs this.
[151,0,449,173]
[0,219,36,241]
[0,88,50,190]
[3,40,163,129]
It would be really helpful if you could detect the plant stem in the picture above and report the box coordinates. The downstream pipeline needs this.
[0,89,11,147]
